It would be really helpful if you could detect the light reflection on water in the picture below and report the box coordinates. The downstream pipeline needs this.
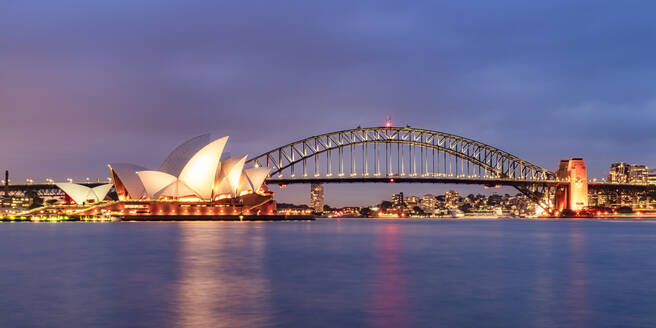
[1,219,656,328]
[367,224,411,328]
[174,223,272,327]
[566,225,591,327]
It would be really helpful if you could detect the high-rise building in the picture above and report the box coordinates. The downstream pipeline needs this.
[421,194,437,212]
[310,183,324,212]
[648,169,656,185]
[392,192,404,207]
[609,163,649,184]
[405,195,419,207]
[445,190,459,207]
[608,162,629,183]
[629,164,648,184]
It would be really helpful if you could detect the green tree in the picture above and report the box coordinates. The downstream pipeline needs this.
[380,201,394,210]
[412,206,425,215]
[459,203,473,213]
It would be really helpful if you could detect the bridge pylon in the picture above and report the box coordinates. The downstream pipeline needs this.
[554,158,588,214]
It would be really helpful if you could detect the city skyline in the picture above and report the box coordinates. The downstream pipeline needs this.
[2,1,656,206]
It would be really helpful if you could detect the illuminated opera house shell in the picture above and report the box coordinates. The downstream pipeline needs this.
[55,183,113,205]
[108,135,270,201]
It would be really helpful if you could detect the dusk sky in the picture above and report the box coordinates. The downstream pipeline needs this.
[2,1,656,206]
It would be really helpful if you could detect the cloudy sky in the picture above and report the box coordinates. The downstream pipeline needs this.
[2,0,655,205]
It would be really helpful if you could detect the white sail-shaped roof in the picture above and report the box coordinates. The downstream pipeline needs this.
[108,163,147,199]
[178,136,229,200]
[238,174,251,194]
[214,179,232,196]
[92,184,114,200]
[243,167,270,193]
[123,135,268,201]
[159,134,211,176]
[56,183,112,205]
[136,171,178,199]
[154,180,199,199]
[214,155,247,196]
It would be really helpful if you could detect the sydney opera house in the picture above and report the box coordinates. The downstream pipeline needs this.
[65,134,287,220]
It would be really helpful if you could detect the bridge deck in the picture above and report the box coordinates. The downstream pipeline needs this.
[264,177,656,191]
[266,176,556,187]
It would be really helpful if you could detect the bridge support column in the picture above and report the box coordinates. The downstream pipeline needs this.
[554,158,588,215]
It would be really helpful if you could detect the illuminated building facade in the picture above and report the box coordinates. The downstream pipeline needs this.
[629,164,648,184]
[445,190,459,207]
[109,135,270,202]
[1,197,33,209]
[608,162,649,184]
[310,183,324,212]
[68,134,278,220]
[608,162,629,183]
[648,169,656,185]
[405,195,420,207]
[392,193,404,207]
[421,194,437,212]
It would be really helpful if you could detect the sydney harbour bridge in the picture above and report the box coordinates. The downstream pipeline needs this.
[5,126,656,215]
[245,126,656,214]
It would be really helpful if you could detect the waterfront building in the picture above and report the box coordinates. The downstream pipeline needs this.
[648,169,656,185]
[310,183,324,213]
[445,190,459,207]
[35,135,280,220]
[421,194,437,212]
[392,192,404,207]
[109,136,270,202]
[405,195,419,207]
[629,164,649,184]
[0,196,33,210]
[588,191,610,207]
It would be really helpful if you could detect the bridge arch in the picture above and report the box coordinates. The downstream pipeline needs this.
[246,126,555,181]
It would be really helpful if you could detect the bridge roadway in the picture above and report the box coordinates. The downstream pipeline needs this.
[3,178,656,197]
[267,176,555,187]
[265,176,656,192]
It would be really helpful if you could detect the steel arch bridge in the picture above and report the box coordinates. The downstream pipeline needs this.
[245,126,559,211]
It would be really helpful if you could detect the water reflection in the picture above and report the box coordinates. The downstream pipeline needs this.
[175,223,272,327]
[566,224,591,326]
[367,224,411,328]
[532,231,556,327]
[4,220,656,327]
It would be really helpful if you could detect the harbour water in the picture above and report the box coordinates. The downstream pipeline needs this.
[1,219,656,327]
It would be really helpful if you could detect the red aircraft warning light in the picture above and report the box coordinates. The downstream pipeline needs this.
[385,116,392,128]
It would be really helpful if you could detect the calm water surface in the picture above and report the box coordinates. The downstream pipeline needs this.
[2,219,656,328]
